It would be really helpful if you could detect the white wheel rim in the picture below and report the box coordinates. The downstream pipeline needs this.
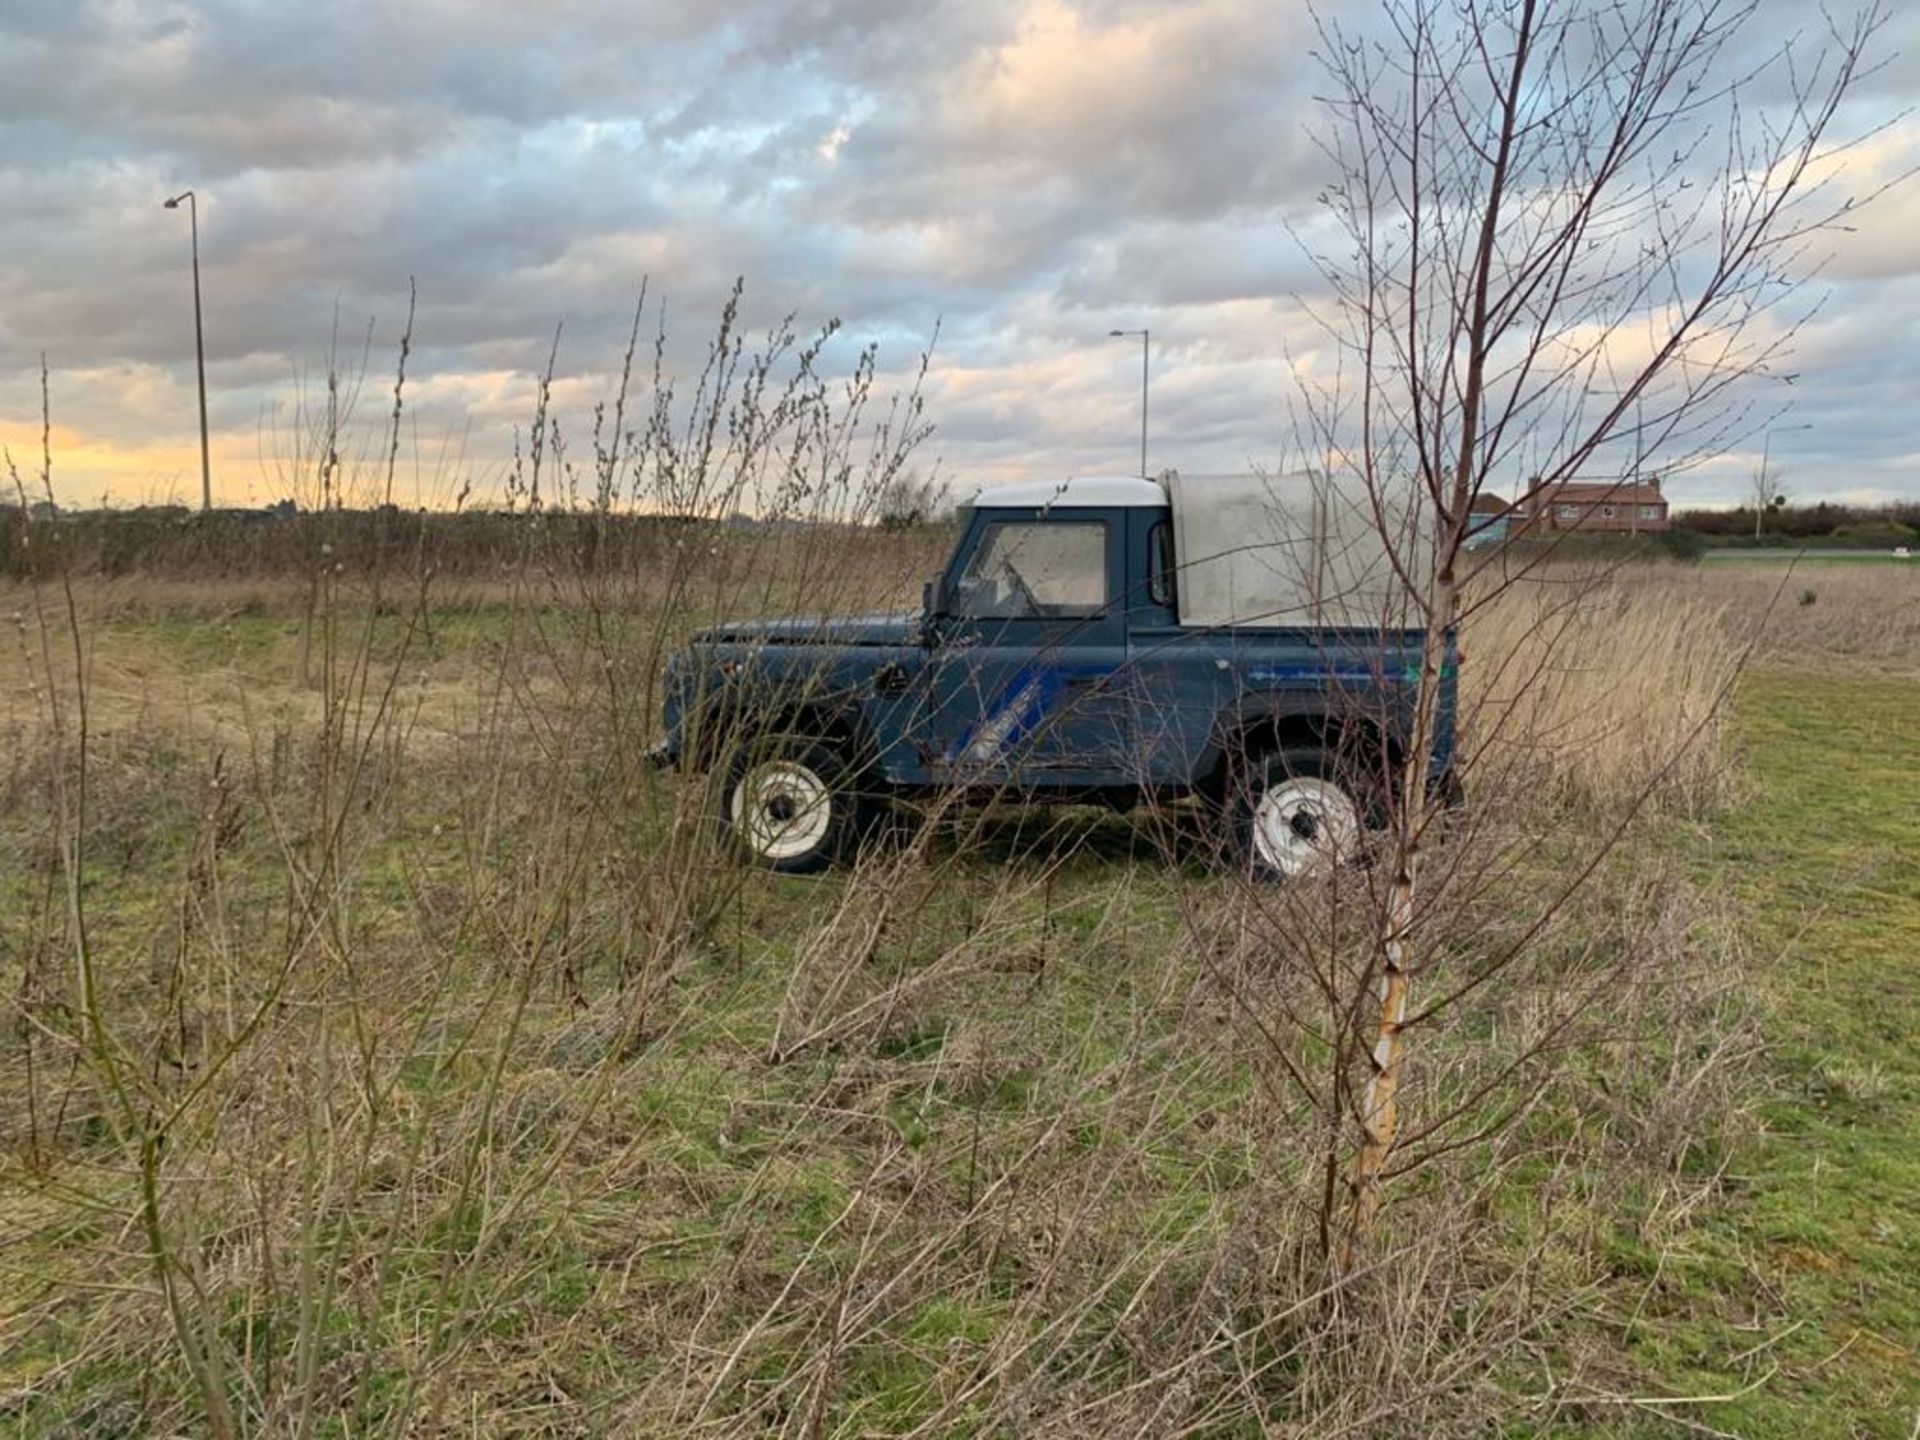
[731,760,833,861]
[1252,777,1360,877]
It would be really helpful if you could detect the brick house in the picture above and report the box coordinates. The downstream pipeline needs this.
[1512,476,1669,533]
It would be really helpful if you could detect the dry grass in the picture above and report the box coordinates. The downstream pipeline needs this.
[1461,566,1743,817]
[0,525,944,769]
[1702,558,1920,664]
[1459,559,1920,819]
[2,537,1852,1437]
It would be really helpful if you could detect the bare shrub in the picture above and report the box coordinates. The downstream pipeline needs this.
[0,289,950,1436]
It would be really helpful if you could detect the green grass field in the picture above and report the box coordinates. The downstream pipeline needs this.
[1529,666,1920,1437]
[1671,667,1919,1433]
[2,564,1917,1436]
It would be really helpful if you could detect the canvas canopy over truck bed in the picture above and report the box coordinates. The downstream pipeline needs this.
[1167,471,1433,629]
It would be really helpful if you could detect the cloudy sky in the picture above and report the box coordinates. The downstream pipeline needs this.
[3,0,1916,511]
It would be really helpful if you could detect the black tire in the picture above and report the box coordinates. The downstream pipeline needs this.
[1229,747,1367,882]
[719,735,867,875]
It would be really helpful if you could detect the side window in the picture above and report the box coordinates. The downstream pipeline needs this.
[1148,520,1175,607]
[953,521,1107,618]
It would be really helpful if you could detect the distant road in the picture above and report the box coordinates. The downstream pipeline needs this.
[1703,548,1913,563]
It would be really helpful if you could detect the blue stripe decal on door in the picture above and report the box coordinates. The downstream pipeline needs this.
[1245,664,1384,684]
[945,665,1116,765]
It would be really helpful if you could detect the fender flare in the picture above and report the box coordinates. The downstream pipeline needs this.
[688,678,882,778]
[1197,693,1397,797]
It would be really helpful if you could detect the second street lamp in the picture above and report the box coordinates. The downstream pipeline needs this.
[1754,421,1813,540]
[163,190,213,514]
[1109,328,1148,477]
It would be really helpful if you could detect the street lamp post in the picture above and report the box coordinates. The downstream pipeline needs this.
[163,190,212,513]
[1754,421,1813,540]
[1109,328,1148,477]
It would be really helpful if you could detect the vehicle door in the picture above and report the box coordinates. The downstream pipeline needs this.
[921,509,1131,784]
[1120,505,1229,786]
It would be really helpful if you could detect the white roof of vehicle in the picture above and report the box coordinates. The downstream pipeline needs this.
[966,475,1168,509]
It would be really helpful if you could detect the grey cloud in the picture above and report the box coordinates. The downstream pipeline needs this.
[1056,219,1327,311]
[0,0,1914,508]
[819,0,1327,234]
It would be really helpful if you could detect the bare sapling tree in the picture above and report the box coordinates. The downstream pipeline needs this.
[1293,0,1889,1263]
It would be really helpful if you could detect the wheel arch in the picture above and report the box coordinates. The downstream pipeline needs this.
[689,684,881,780]
[1199,699,1400,802]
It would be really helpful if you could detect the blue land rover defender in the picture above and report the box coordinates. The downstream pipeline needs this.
[655,474,1456,878]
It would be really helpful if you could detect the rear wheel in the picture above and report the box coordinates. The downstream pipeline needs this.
[1231,748,1366,881]
[721,737,866,874]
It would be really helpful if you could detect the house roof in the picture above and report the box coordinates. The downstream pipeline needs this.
[1537,480,1665,504]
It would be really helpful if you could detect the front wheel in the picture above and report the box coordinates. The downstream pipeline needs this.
[1231,748,1366,882]
[720,737,866,874]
